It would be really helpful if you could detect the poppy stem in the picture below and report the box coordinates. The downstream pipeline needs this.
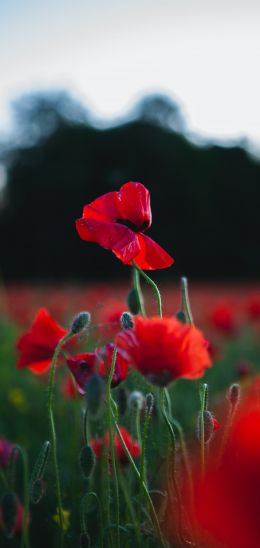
[111,416,167,548]
[118,471,141,547]
[180,277,193,324]
[199,383,208,479]
[133,261,162,318]
[132,264,146,316]
[80,492,104,548]
[159,389,183,545]
[106,346,120,548]
[47,332,73,548]
[14,445,30,548]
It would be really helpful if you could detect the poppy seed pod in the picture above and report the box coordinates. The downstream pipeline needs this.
[145,393,154,415]
[70,311,91,334]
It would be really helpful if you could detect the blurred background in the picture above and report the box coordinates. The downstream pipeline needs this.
[1,0,260,283]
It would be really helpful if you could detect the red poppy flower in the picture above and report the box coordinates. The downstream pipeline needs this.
[67,343,128,393]
[116,316,212,386]
[90,426,140,465]
[76,181,174,270]
[16,308,69,374]
[208,303,235,334]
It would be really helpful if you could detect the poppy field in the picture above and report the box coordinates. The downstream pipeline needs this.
[1,182,260,548]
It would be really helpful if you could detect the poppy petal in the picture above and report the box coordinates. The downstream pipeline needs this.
[76,218,141,264]
[117,182,152,231]
[82,191,119,222]
[132,234,174,270]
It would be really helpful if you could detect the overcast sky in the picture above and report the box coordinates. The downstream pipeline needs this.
[1,0,260,148]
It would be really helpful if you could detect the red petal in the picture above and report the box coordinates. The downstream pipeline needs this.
[117,182,152,231]
[132,234,174,270]
[76,218,141,264]
[82,191,119,222]
[213,418,220,431]
[29,360,52,374]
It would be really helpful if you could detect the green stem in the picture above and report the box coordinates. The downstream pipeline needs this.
[180,277,193,324]
[15,445,30,548]
[133,261,162,318]
[0,468,8,489]
[159,389,183,545]
[47,332,72,547]
[81,492,104,548]
[106,346,120,548]
[112,418,166,548]
[118,472,141,547]
[133,265,146,316]
[199,383,208,479]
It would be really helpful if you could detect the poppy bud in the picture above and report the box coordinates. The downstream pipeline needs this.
[31,478,45,504]
[70,312,91,334]
[129,390,145,411]
[117,387,128,416]
[80,532,90,548]
[176,310,187,324]
[85,374,105,418]
[30,441,51,487]
[197,411,214,443]
[127,288,141,315]
[120,311,134,330]
[0,492,18,538]
[79,445,96,479]
[227,383,241,407]
[145,393,154,415]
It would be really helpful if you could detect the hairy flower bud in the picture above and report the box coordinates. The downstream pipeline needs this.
[79,445,96,479]
[120,311,134,330]
[127,288,141,315]
[145,393,154,415]
[129,390,145,411]
[197,411,214,443]
[31,479,45,504]
[227,383,241,407]
[85,374,105,418]
[70,312,91,334]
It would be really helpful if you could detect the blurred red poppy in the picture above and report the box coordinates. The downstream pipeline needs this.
[67,343,128,393]
[16,308,70,374]
[166,380,260,548]
[90,426,140,465]
[76,181,173,270]
[208,302,235,334]
[116,316,211,386]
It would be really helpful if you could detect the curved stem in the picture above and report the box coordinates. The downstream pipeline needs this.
[47,332,72,547]
[133,265,146,316]
[180,277,193,324]
[15,445,30,548]
[106,346,120,548]
[133,261,162,318]
[112,418,166,548]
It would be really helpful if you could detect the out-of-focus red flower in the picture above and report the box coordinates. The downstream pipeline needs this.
[171,383,260,548]
[61,376,78,399]
[212,417,220,431]
[246,296,260,320]
[208,303,235,334]
[0,499,29,536]
[76,181,173,270]
[116,316,211,386]
[90,426,140,465]
[0,438,14,468]
[67,343,128,393]
[16,308,70,374]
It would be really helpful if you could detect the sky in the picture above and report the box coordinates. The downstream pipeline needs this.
[1,0,260,150]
